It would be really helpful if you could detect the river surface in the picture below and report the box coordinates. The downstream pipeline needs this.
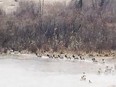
[0,54,116,87]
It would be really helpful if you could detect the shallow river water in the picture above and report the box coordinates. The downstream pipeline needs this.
[0,54,116,87]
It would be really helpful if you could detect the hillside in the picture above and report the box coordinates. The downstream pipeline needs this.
[0,0,116,55]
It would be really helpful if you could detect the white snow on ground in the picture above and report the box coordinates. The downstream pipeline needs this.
[0,54,116,87]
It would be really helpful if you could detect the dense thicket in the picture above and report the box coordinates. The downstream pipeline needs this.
[0,0,116,53]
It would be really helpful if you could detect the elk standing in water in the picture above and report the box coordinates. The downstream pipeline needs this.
[89,80,92,83]
[72,55,79,60]
[102,59,105,64]
[80,72,86,81]
[92,58,98,62]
